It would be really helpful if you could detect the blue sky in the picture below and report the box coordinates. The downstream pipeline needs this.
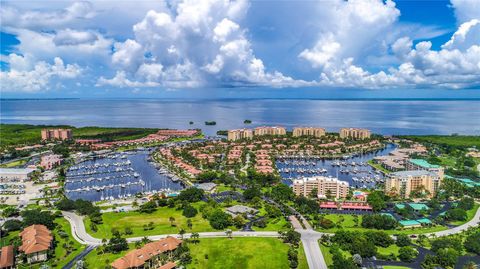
[1,0,479,99]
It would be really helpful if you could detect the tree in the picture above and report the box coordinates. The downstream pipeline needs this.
[308,187,318,199]
[367,191,386,212]
[208,210,232,230]
[233,215,246,229]
[225,229,233,239]
[169,216,176,226]
[464,231,480,255]
[138,201,157,213]
[2,219,23,232]
[182,205,198,218]
[191,232,200,243]
[279,230,301,246]
[179,229,186,239]
[187,219,193,230]
[364,231,394,247]
[318,218,335,229]
[398,246,418,262]
[177,187,204,202]
[2,206,19,218]
[55,199,76,211]
[243,187,262,201]
[458,197,474,210]
[270,184,295,202]
[396,234,411,247]
[446,208,467,221]
[463,261,478,269]
[436,248,459,268]
[21,209,55,229]
[196,171,218,182]
[352,254,362,266]
[361,214,397,230]
[105,233,128,253]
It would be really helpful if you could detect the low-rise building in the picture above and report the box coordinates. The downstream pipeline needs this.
[385,170,441,198]
[19,224,53,264]
[225,205,259,217]
[227,129,253,141]
[254,126,286,136]
[196,182,217,193]
[293,127,326,138]
[111,237,182,269]
[0,168,35,182]
[339,128,371,139]
[0,245,14,269]
[292,176,349,199]
[40,154,63,170]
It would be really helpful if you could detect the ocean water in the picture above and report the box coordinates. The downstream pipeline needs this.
[1,99,479,135]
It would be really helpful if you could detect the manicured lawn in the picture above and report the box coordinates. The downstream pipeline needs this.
[377,244,401,259]
[0,158,28,168]
[50,217,86,268]
[367,160,391,174]
[84,243,136,268]
[254,217,290,231]
[383,266,413,269]
[297,243,309,269]
[85,204,215,239]
[188,238,291,269]
[319,243,351,267]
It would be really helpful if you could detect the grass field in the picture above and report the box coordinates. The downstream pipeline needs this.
[450,204,480,226]
[377,244,401,258]
[399,135,480,148]
[0,158,28,168]
[319,243,351,267]
[297,243,309,269]
[85,204,215,239]
[0,124,160,148]
[188,238,291,269]
[84,243,136,268]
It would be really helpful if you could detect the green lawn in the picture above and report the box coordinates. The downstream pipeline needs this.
[383,266,413,269]
[367,160,392,174]
[85,204,215,239]
[84,243,136,268]
[297,243,309,269]
[0,158,28,168]
[377,244,401,258]
[316,213,448,235]
[319,243,351,267]
[188,238,291,269]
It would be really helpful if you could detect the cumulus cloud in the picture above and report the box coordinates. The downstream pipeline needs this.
[0,54,81,92]
[98,0,310,88]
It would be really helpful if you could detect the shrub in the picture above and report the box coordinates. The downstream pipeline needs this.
[398,246,418,262]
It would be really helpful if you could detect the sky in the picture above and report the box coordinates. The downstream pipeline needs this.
[0,0,479,99]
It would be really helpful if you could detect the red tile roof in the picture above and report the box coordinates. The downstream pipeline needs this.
[19,224,52,255]
[0,245,14,268]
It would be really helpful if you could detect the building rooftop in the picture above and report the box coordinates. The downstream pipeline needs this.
[416,218,432,224]
[409,159,441,169]
[226,205,259,215]
[408,203,429,211]
[0,245,14,268]
[399,220,420,226]
[390,170,436,178]
[0,168,36,175]
[196,182,217,192]
[19,224,53,255]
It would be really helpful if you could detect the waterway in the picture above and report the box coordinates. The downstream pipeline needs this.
[277,143,396,188]
[64,149,183,201]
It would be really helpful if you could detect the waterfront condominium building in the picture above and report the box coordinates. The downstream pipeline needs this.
[292,127,326,138]
[385,170,441,198]
[254,126,287,136]
[292,176,349,199]
[339,128,371,139]
[227,128,254,141]
[41,129,72,141]
[406,159,444,180]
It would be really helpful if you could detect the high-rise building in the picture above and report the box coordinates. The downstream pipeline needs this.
[339,128,371,139]
[385,170,441,198]
[292,176,349,199]
[254,126,286,136]
[227,129,254,141]
[293,127,326,138]
[41,129,72,141]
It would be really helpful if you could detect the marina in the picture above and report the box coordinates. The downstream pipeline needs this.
[65,149,183,201]
[277,143,396,188]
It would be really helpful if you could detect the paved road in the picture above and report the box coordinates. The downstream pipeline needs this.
[427,202,480,237]
[297,229,327,269]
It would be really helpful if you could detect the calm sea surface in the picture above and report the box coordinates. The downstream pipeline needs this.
[1,99,479,135]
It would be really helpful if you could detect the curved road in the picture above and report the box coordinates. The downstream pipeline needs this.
[63,204,480,269]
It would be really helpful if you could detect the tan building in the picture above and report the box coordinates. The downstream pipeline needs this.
[293,127,326,138]
[406,159,444,180]
[385,170,441,198]
[254,126,286,136]
[339,128,371,139]
[41,129,72,140]
[227,129,253,141]
[292,176,349,199]
[19,225,53,264]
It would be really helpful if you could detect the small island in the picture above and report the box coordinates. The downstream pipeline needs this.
[205,121,216,125]
[244,119,252,124]
[189,121,194,125]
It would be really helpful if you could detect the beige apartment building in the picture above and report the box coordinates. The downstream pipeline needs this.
[385,170,441,198]
[339,128,371,139]
[406,159,444,180]
[41,129,72,140]
[292,176,349,199]
[227,129,254,141]
[254,126,286,136]
[293,127,326,138]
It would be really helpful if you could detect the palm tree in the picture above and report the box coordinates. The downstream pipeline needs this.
[225,229,232,239]
[169,216,176,226]
[179,229,186,239]
[191,232,200,244]
[187,219,193,230]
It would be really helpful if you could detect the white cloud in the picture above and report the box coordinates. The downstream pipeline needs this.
[450,0,480,23]
[1,54,81,92]
[442,19,480,50]
[99,0,307,88]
